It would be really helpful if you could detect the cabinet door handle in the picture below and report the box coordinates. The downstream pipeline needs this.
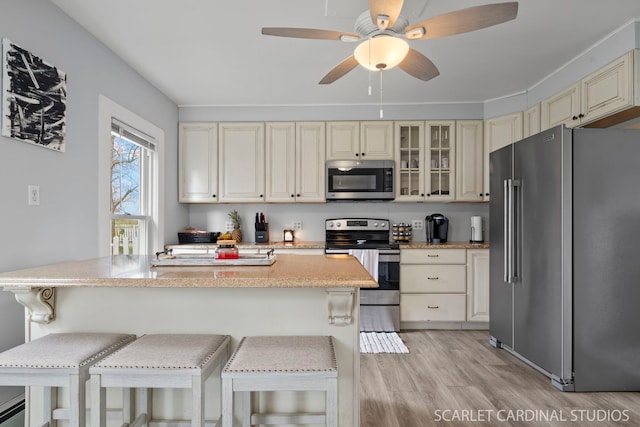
[355,153,360,157]
[291,194,295,198]
[296,194,300,197]
[427,305,439,309]
[427,277,439,280]
[212,194,216,198]
[361,152,365,156]
[578,113,584,118]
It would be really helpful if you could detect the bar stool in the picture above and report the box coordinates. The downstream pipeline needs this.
[221,336,338,427]
[90,333,230,427]
[0,332,136,427]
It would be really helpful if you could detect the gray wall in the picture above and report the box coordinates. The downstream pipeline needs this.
[0,0,184,406]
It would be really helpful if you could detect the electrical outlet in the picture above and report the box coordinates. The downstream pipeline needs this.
[412,219,423,230]
[225,221,234,232]
[28,185,40,206]
[292,220,302,231]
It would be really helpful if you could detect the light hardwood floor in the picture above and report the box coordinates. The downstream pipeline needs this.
[360,330,640,426]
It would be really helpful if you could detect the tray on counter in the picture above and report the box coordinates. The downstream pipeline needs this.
[151,251,276,267]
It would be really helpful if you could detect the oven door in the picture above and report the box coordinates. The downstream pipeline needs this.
[362,250,400,332]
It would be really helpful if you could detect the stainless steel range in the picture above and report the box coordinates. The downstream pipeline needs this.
[325,218,400,332]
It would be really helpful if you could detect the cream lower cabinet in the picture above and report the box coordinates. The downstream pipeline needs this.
[466,249,490,322]
[178,122,218,203]
[218,122,265,203]
[400,248,490,325]
[400,249,467,322]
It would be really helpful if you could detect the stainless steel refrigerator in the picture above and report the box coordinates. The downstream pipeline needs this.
[490,124,640,392]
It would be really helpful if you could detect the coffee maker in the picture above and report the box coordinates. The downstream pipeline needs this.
[426,213,449,243]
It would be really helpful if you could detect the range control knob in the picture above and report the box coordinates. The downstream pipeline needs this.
[327,222,334,228]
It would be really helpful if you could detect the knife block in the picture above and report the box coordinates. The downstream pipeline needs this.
[255,222,269,243]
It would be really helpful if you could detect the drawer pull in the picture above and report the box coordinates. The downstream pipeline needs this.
[427,305,440,309]
[427,254,439,257]
[427,277,439,280]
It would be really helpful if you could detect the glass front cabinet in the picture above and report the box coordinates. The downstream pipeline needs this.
[395,121,425,201]
[426,121,455,201]
[395,121,455,201]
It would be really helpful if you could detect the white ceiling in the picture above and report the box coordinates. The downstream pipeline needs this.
[50,0,640,107]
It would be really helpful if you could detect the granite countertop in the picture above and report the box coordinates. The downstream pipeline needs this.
[0,254,377,289]
[399,241,490,249]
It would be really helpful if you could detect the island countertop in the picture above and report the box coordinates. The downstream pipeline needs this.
[0,254,378,289]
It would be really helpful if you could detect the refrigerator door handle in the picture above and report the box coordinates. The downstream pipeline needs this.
[503,179,510,282]
[507,179,515,283]
[511,179,520,281]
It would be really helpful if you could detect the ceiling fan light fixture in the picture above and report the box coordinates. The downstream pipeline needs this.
[354,36,409,71]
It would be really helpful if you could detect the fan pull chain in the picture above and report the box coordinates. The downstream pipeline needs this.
[379,69,384,119]
[368,39,373,96]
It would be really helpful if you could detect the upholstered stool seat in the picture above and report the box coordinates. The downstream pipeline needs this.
[90,333,230,427]
[221,336,338,427]
[0,332,136,427]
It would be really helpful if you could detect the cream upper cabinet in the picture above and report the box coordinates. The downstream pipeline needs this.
[541,50,638,130]
[483,112,523,201]
[455,120,484,202]
[395,121,425,201]
[178,122,218,203]
[266,122,325,203]
[295,122,326,202]
[466,249,490,322]
[218,122,265,203]
[326,121,359,160]
[326,121,393,160]
[265,122,296,203]
[523,104,541,138]
[541,83,581,129]
[359,121,394,159]
[425,121,456,201]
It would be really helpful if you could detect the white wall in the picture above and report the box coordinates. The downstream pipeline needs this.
[0,0,185,406]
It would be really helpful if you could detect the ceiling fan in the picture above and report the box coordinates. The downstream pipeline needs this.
[262,0,518,84]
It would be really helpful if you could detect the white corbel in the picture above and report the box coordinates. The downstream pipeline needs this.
[326,289,355,326]
[4,287,55,323]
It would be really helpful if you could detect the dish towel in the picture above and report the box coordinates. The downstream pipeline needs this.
[348,249,379,282]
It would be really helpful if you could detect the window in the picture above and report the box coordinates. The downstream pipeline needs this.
[110,119,155,255]
[98,95,164,256]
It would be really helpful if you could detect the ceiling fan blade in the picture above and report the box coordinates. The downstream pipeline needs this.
[369,0,404,30]
[319,56,359,84]
[405,2,518,40]
[262,27,360,41]
[398,49,440,82]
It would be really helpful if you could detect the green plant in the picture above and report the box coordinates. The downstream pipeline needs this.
[228,210,241,229]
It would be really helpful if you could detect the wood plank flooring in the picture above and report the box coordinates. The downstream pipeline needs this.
[360,330,640,426]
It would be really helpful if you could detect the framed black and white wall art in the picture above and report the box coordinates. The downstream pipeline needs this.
[2,38,67,152]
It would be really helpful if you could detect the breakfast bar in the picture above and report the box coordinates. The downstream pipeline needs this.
[0,254,376,426]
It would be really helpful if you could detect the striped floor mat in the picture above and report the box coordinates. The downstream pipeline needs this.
[359,332,409,354]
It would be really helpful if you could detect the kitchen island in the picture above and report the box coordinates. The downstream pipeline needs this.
[0,254,376,427]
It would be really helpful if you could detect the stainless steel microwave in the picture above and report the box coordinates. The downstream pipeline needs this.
[326,160,395,201]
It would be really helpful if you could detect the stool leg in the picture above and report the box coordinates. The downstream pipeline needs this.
[90,374,106,427]
[242,391,252,427]
[42,386,55,426]
[221,378,233,427]
[326,378,338,427]
[68,373,86,427]
[192,374,204,427]
[123,387,134,424]
[136,388,151,426]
